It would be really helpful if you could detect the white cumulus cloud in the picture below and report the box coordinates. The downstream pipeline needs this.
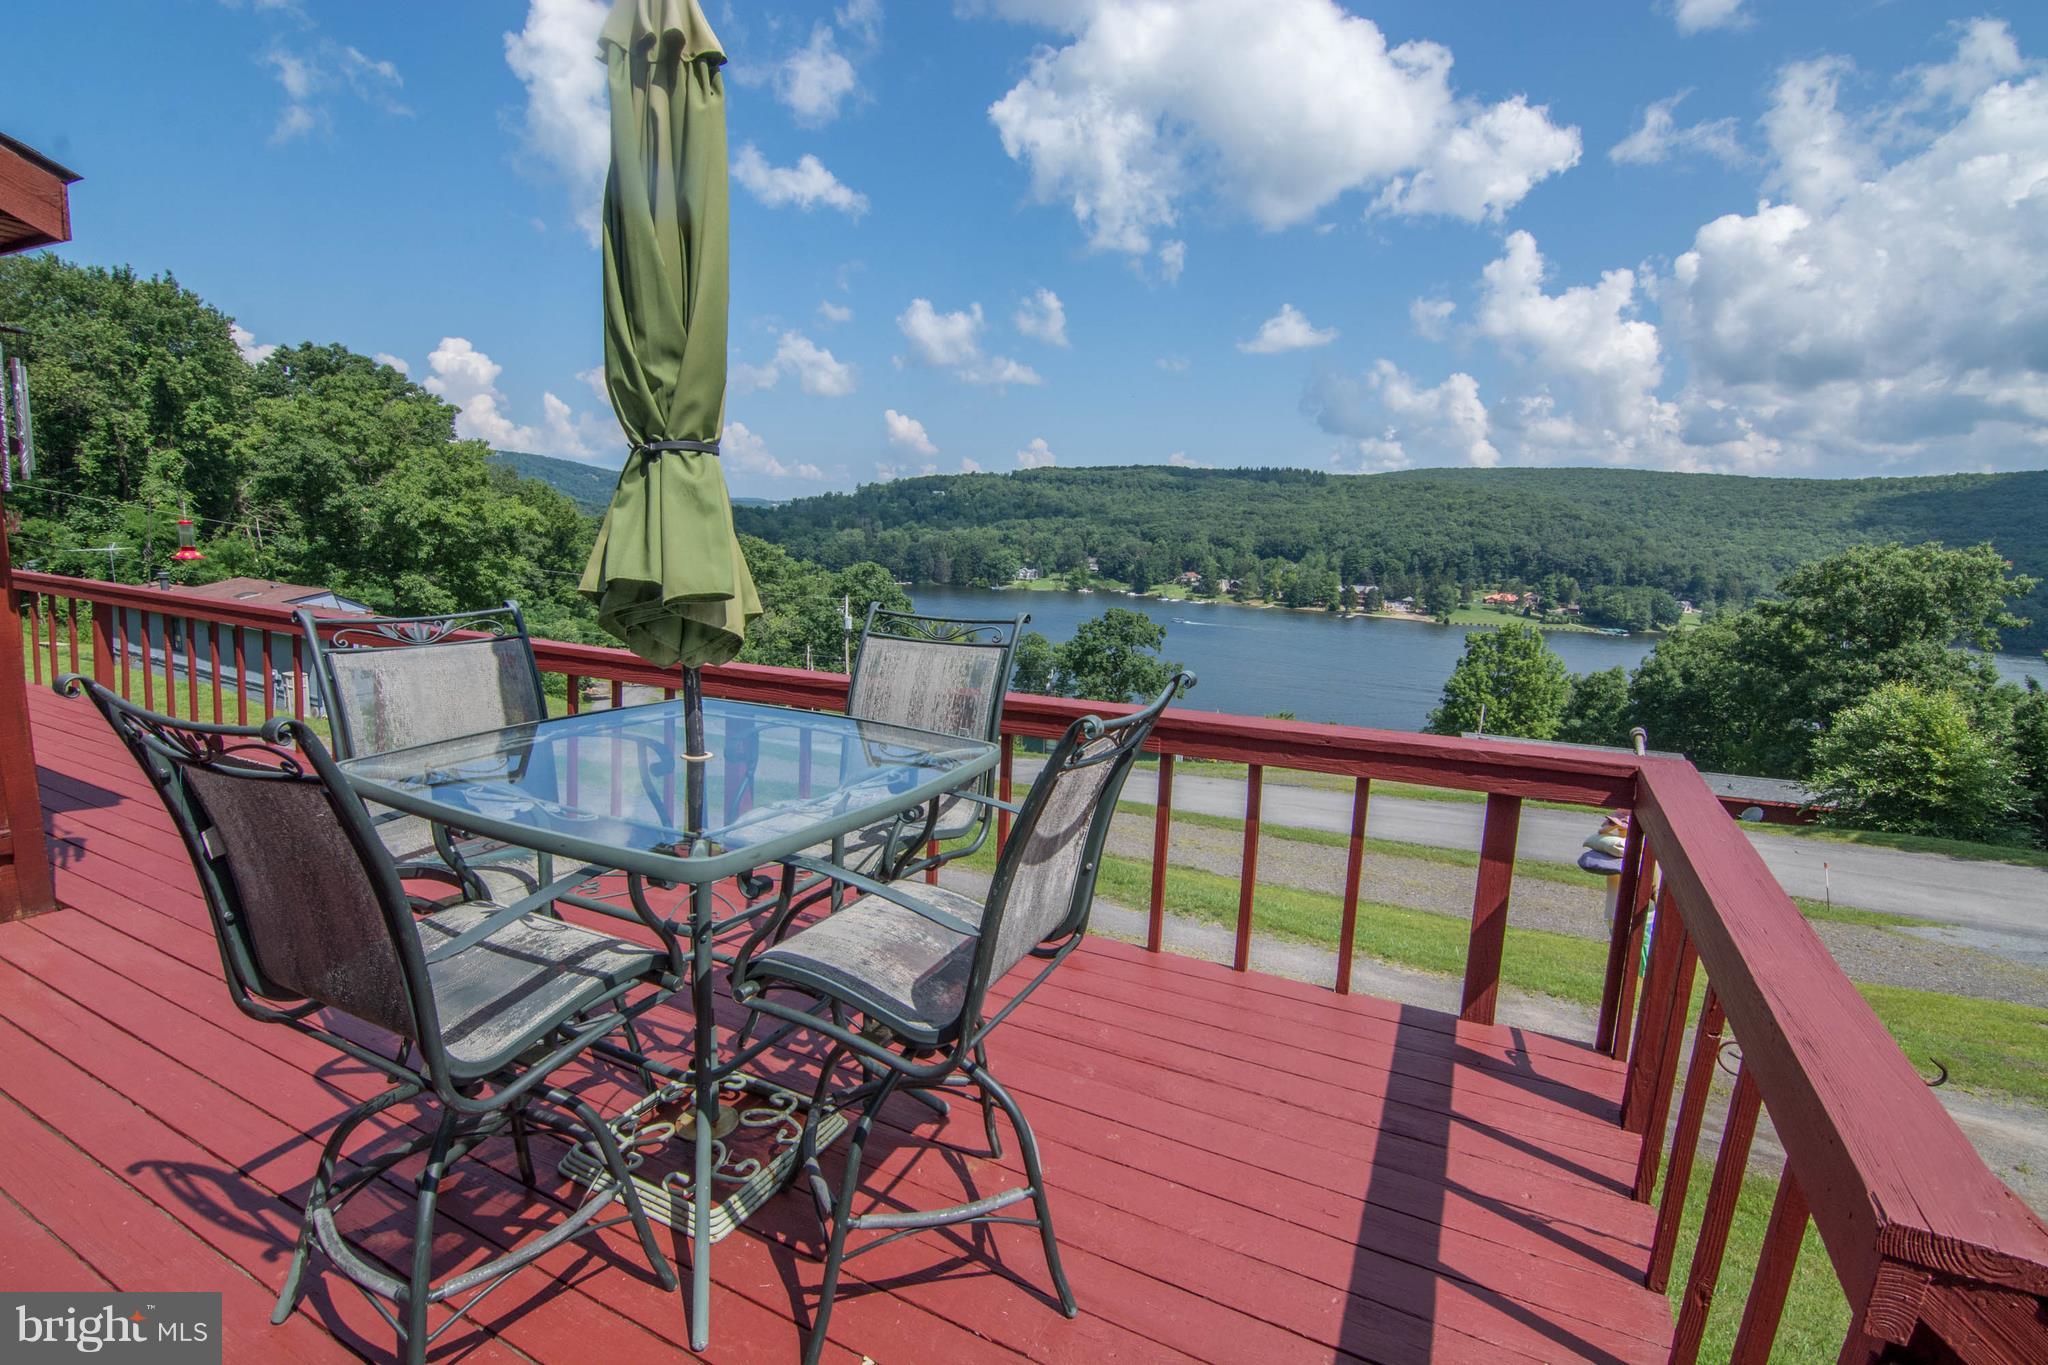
[773,24,858,126]
[731,144,869,217]
[883,408,938,456]
[373,351,410,375]
[1239,304,1338,354]
[897,298,1043,387]
[732,332,857,398]
[725,421,825,481]
[818,299,854,325]
[984,0,1578,257]
[1015,437,1057,469]
[1304,19,2048,476]
[504,0,610,243]
[1014,288,1069,347]
[230,323,277,366]
[1670,0,1749,37]
[1610,91,1743,166]
[423,336,611,459]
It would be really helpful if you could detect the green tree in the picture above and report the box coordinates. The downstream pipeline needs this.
[1011,630,1056,695]
[1631,543,2036,778]
[1061,564,1091,593]
[2011,680,2048,845]
[1424,579,1461,624]
[1558,667,1633,747]
[1426,624,1570,739]
[1808,684,2024,841]
[1052,608,1178,704]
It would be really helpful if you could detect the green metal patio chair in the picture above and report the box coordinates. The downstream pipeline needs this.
[730,671,1192,1365]
[57,673,684,1365]
[837,605,1029,884]
[296,602,561,904]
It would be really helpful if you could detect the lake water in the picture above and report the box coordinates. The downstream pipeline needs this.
[912,585,2048,733]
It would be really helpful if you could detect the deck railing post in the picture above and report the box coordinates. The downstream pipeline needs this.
[1148,752,1174,953]
[1647,986,1726,1280]
[1233,764,1262,971]
[1336,776,1371,994]
[1460,792,1522,1025]
[1670,1063,1763,1364]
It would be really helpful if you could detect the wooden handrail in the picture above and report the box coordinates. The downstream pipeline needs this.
[18,567,2048,1360]
[1636,756,2048,1355]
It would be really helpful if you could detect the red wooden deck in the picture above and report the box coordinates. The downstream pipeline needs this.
[6,682,1675,1363]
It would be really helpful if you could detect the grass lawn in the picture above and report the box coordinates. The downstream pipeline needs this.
[1749,820,2048,870]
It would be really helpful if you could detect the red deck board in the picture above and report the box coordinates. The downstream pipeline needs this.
[3,684,1677,1362]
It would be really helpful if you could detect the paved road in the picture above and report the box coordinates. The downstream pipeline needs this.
[1042,763,2048,962]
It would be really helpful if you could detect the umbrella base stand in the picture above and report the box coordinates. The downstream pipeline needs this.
[558,1073,849,1242]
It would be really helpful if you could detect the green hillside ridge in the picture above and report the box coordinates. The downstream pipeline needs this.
[731,465,2048,651]
[487,449,621,515]
[491,448,780,516]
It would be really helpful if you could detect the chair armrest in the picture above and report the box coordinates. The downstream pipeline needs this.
[779,855,983,939]
[420,868,599,965]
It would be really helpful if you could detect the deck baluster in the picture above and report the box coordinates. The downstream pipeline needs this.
[231,626,247,724]
[1597,818,1648,1051]
[1233,764,1262,971]
[1148,752,1174,952]
[65,598,79,684]
[1461,792,1523,1025]
[1728,1169,1810,1364]
[257,631,274,722]
[1634,919,1700,1201]
[90,603,113,689]
[118,609,132,699]
[1624,885,1684,1133]
[1648,986,1726,1282]
[1670,1063,1763,1364]
[140,614,154,712]
[185,617,200,720]
[1336,776,1371,994]
[290,636,305,720]
[1610,843,1659,1064]
[26,597,41,685]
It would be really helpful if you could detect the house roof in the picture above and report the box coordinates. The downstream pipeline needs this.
[0,132,81,256]
[177,577,365,612]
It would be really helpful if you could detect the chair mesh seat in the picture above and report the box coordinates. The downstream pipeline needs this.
[752,885,991,1045]
[417,906,657,1077]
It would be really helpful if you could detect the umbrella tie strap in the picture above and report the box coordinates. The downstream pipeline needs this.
[637,439,721,456]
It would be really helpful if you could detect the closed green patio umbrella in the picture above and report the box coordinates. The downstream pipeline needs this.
[581,0,760,802]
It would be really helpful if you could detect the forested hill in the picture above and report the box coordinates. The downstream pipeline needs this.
[488,449,620,514]
[733,465,2048,651]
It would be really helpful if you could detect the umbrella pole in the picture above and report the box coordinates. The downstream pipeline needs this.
[682,664,708,835]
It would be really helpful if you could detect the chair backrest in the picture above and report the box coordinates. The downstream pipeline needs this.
[298,603,547,760]
[846,606,1027,749]
[56,675,444,1069]
[964,671,1193,1024]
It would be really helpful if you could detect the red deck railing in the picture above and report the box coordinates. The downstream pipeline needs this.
[15,569,2048,1363]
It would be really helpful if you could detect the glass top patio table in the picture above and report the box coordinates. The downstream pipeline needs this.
[337,695,999,885]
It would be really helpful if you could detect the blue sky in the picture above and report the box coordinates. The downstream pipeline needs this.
[7,1,2047,497]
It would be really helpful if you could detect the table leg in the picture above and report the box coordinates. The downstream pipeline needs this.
[690,877,717,1350]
